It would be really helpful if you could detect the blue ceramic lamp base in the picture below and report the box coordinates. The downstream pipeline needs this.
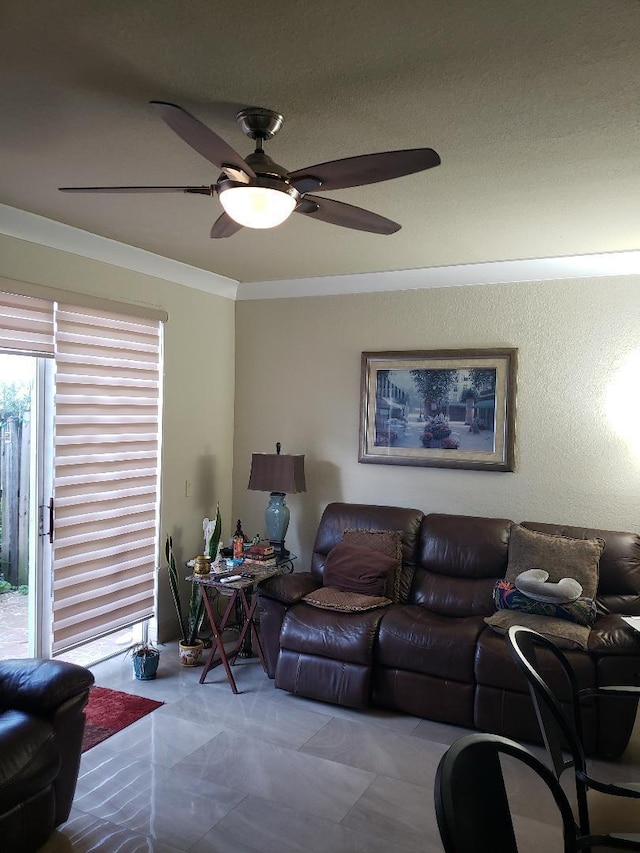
[265,491,290,557]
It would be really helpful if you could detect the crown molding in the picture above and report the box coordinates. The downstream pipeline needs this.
[0,203,238,300]
[1,203,638,302]
[236,251,640,300]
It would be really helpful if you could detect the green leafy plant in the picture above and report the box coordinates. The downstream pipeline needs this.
[128,640,160,659]
[206,505,222,559]
[128,640,160,680]
[166,504,221,646]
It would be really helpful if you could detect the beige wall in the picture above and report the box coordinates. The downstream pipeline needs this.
[0,233,236,641]
[233,276,640,567]
[3,230,639,637]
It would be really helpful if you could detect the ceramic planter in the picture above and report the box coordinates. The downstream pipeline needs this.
[179,638,204,666]
[132,650,160,680]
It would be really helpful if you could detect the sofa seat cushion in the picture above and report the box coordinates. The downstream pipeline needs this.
[475,627,596,695]
[280,602,385,666]
[376,605,486,682]
[0,710,60,813]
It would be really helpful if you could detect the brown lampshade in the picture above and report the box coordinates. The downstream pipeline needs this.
[247,452,306,494]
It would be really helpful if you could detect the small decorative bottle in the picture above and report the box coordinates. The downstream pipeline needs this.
[232,519,246,559]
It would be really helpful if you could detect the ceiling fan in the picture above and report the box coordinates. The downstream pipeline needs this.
[59,101,441,239]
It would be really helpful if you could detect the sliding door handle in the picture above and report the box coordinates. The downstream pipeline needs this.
[48,497,54,544]
[40,497,54,543]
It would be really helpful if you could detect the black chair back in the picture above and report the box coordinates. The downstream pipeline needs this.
[435,733,580,852]
[507,626,584,767]
[506,624,640,843]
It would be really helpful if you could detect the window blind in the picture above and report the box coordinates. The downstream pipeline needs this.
[0,290,54,356]
[51,304,162,653]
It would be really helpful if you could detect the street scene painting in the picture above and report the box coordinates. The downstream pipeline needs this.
[359,349,517,471]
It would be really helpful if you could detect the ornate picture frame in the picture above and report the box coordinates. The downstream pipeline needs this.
[359,348,517,471]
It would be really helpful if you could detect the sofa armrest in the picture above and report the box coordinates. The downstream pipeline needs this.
[258,572,321,605]
[588,615,640,655]
[0,659,94,715]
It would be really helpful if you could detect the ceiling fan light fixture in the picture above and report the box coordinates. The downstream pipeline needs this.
[219,184,296,229]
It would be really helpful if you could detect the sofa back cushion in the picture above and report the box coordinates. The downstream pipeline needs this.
[521,522,640,615]
[310,502,423,593]
[411,514,512,617]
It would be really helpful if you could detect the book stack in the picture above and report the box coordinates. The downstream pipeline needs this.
[243,541,277,568]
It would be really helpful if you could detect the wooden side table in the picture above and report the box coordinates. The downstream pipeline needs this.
[187,564,287,693]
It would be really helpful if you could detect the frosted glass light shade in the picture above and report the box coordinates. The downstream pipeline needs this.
[219,185,296,229]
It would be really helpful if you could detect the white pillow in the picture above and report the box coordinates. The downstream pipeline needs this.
[514,568,583,604]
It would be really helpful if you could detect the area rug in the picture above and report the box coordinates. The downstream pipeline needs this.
[82,686,164,752]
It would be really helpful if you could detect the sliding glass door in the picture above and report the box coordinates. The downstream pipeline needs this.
[0,288,163,663]
[0,353,54,659]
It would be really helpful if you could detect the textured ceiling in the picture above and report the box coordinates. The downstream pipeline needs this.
[1,1,639,284]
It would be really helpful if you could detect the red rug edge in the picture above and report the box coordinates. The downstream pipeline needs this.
[82,686,164,752]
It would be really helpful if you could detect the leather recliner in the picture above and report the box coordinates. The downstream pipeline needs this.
[0,658,95,853]
[258,502,640,758]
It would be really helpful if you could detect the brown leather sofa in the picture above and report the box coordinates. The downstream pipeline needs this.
[258,502,640,757]
[0,658,95,853]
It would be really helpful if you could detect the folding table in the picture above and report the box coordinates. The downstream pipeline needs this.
[187,566,284,693]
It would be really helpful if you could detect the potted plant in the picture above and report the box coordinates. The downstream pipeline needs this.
[166,504,221,666]
[130,641,161,680]
[422,414,452,447]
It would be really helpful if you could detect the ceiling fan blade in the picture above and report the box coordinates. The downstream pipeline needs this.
[150,101,256,179]
[295,195,401,235]
[59,185,214,194]
[210,212,243,239]
[289,148,440,192]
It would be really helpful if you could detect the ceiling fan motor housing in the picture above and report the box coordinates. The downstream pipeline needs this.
[217,149,301,214]
[218,173,300,201]
[236,107,284,141]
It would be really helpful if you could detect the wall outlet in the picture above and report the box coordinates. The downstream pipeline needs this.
[185,480,192,498]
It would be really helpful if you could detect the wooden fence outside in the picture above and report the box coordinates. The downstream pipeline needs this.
[0,413,31,587]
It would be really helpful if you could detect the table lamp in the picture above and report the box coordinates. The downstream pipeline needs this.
[247,442,306,556]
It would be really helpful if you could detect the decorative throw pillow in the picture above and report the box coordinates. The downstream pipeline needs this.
[492,580,597,627]
[323,542,396,597]
[303,586,392,613]
[506,524,604,599]
[484,611,591,650]
[342,528,405,603]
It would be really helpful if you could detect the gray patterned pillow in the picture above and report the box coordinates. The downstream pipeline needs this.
[484,611,591,650]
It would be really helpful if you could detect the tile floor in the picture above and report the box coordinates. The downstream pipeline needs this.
[37,644,640,853]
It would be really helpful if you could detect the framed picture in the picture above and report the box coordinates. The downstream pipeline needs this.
[359,348,517,471]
